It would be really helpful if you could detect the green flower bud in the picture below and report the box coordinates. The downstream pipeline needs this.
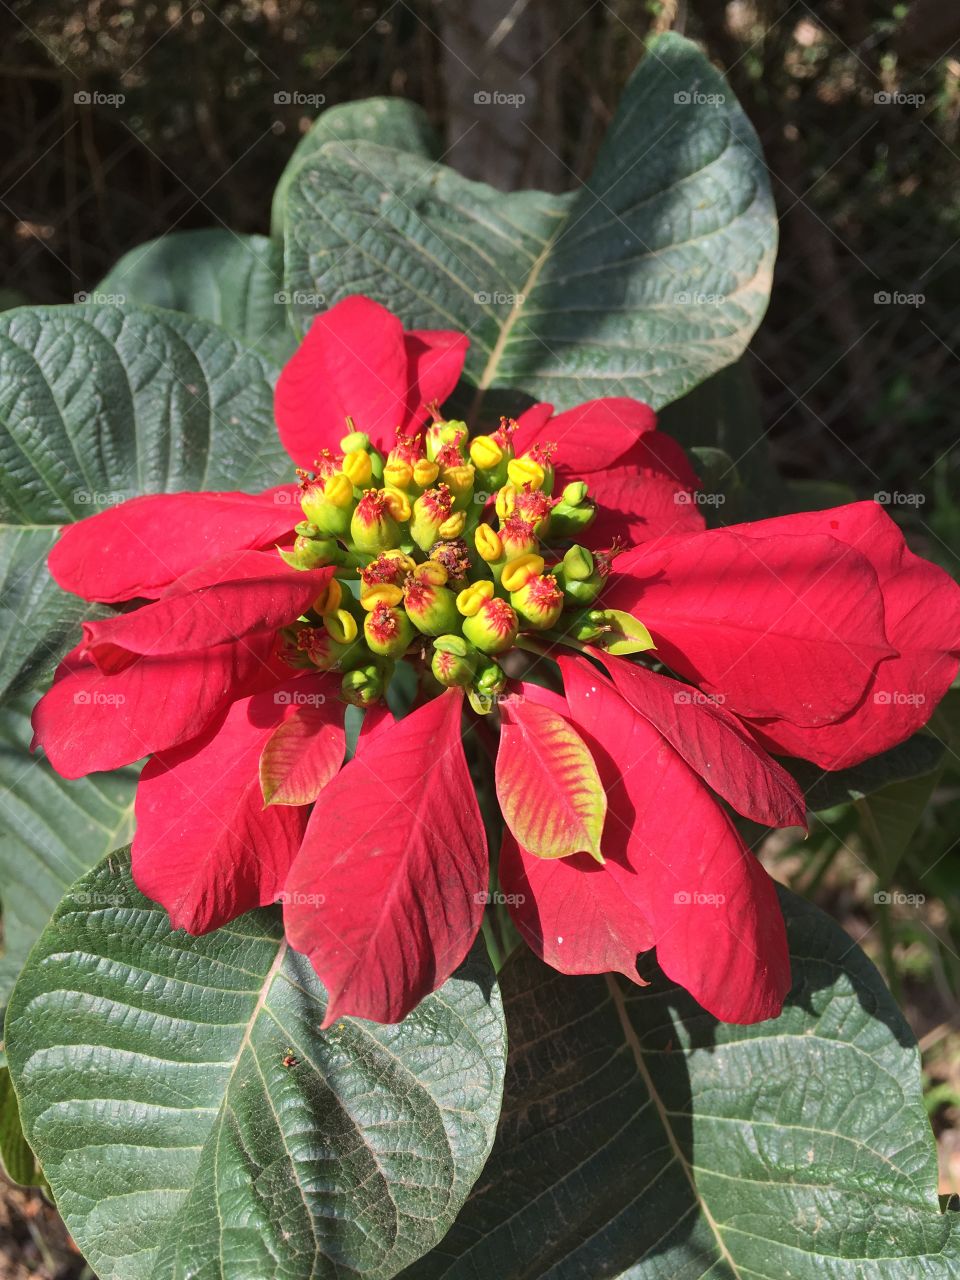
[468,655,507,714]
[277,524,342,570]
[350,489,406,554]
[341,660,389,707]
[340,429,384,483]
[431,634,478,687]
[363,601,415,658]
[559,608,655,655]
[410,485,455,553]
[426,420,468,462]
[462,597,519,654]
[299,472,356,538]
[557,544,604,606]
[511,573,564,630]
[549,481,596,539]
[403,577,461,636]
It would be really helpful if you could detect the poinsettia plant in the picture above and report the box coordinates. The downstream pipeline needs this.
[2,33,959,1280]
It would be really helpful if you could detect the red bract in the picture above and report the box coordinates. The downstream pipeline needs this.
[33,293,960,1030]
[275,294,469,463]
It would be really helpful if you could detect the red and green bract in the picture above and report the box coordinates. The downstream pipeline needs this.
[33,295,960,1028]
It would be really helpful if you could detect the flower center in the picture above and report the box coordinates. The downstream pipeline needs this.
[278,420,630,710]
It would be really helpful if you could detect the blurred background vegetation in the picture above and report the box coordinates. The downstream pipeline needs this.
[1,0,958,1268]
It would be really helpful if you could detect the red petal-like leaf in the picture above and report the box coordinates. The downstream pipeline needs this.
[259,688,345,805]
[500,831,655,982]
[133,678,319,933]
[31,633,277,778]
[81,552,332,664]
[562,659,790,1024]
[403,329,468,428]
[605,527,895,726]
[283,689,488,1025]
[275,296,411,462]
[579,653,807,829]
[731,503,960,768]
[48,488,299,604]
[496,696,607,861]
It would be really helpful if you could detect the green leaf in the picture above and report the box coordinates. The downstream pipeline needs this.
[0,302,288,696]
[857,767,943,883]
[271,97,439,238]
[404,888,959,1278]
[283,34,776,410]
[97,231,294,363]
[6,850,506,1280]
[788,732,945,811]
[0,1065,41,1186]
[0,694,137,1008]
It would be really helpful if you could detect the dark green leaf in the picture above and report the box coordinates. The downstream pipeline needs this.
[283,35,776,411]
[789,732,945,811]
[271,97,439,237]
[0,302,288,696]
[97,231,294,363]
[6,851,506,1280]
[404,889,958,1278]
[0,1065,41,1186]
[0,695,137,1007]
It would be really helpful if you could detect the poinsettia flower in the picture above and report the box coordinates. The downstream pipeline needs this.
[33,292,960,1032]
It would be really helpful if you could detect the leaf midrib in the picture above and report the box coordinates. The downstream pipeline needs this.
[606,974,742,1280]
